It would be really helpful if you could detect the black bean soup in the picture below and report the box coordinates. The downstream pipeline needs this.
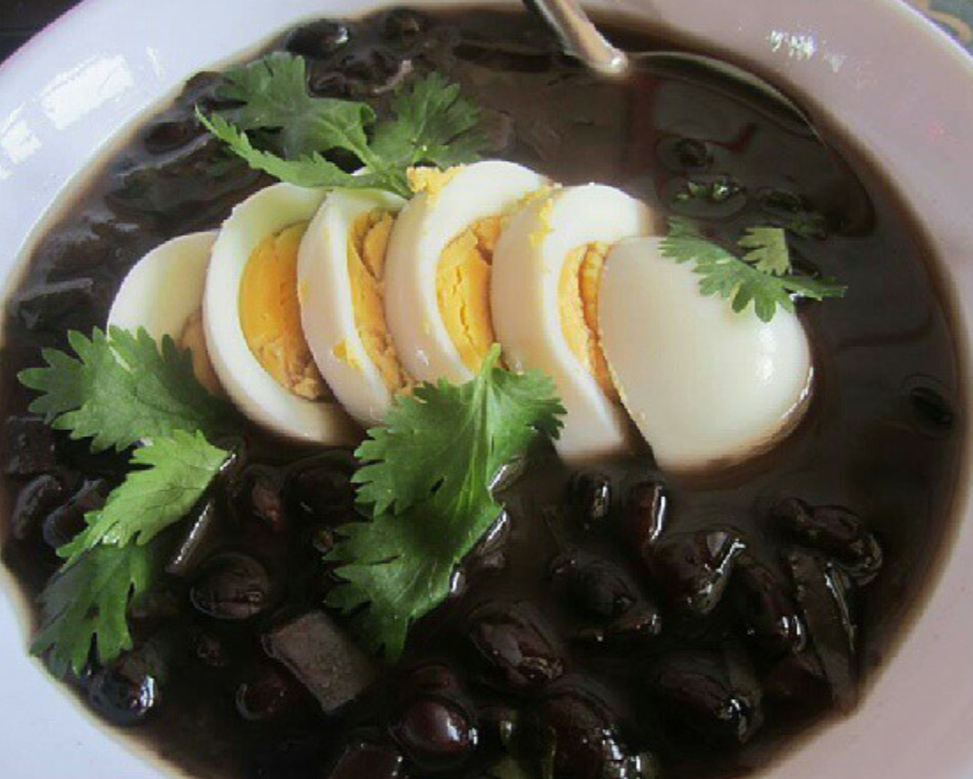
[0,6,964,779]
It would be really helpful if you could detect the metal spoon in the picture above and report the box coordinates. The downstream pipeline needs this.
[523,0,809,121]
[523,0,630,75]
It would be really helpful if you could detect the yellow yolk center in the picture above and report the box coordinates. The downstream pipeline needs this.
[437,215,503,374]
[179,310,223,398]
[559,242,618,402]
[347,209,410,393]
[239,223,328,400]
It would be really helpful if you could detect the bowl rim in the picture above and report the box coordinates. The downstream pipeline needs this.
[1,1,972,778]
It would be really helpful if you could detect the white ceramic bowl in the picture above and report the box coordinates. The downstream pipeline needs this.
[2,1,972,777]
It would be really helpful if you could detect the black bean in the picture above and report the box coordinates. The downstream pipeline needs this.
[396,662,462,702]
[231,465,287,532]
[307,69,356,99]
[577,605,662,649]
[391,698,477,769]
[909,383,954,431]
[11,277,105,333]
[87,652,161,726]
[336,48,401,87]
[286,451,357,523]
[567,471,613,529]
[382,8,432,46]
[235,666,294,722]
[3,416,57,477]
[109,136,262,227]
[42,479,108,549]
[733,556,805,656]
[477,703,521,752]
[650,652,762,745]
[285,20,352,59]
[190,553,272,621]
[143,119,201,155]
[787,550,858,711]
[467,602,565,691]
[192,631,230,669]
[772,499,882,584]
[550,552,638,619]
[623,479,668,563]
[646,527,747,616]
[464,511,511,575]
[763,650,831,712]
[328,742,404,779]
[536,687,632,779]
[11,473,64,540]
[310,524,336,555]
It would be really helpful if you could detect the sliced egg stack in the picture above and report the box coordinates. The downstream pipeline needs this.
[109,160,813,471]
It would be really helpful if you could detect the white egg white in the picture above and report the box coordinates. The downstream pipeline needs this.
[204,183,358,445]
[298,188,406,428]
[599,236,813,471]
[107,231,221,394]
[492,185,662,463]
[384,160,548,384]
[108,231,215,341]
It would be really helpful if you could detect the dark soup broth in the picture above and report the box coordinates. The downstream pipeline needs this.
[0,6,964,779]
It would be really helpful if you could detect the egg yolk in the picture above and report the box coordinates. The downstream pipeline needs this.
[179,310,224,397]
[408,165,463,202]
[239,223,329,400]
[559,242,619,402]
[437,215,503,374]
[347,209,411,392]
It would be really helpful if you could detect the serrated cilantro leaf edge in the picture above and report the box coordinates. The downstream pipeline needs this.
[17,326,233,452]
[326,344,565,658]
[661,216,846,322]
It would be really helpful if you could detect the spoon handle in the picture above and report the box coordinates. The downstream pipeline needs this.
[524,0,629,75]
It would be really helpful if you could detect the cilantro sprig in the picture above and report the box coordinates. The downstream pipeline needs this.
[198,53,486,198]
[327,345,564,659]
[59,431,229,564]
[19,326,232,452]
[660,217,846,322]
[32,542,157,678]
[18,327,233,676]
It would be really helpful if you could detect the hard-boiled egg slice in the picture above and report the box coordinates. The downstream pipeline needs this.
[298,188,408,428]
[599,236,813,471]
[204,183,358,445]
[492,185,663,463]
[108,231,223,396]
[384,161,549,384]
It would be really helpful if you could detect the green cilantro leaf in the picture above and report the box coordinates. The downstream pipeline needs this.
[369,72,487,193]
[200,53,485,197]
[18,326,232,452]
[738,226,790,275]
[32,542,158,677]
[354,345,564,517]
[197,111,372,189]
[660,217,847,322]
[327,345,564,658]
[216,52,376,160]
[59,431,229,564]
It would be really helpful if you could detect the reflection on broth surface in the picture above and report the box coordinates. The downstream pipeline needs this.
[0,7,963,779]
